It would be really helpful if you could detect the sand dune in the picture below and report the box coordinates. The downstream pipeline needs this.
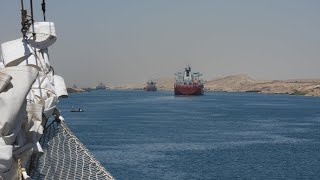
[204,74,320,96]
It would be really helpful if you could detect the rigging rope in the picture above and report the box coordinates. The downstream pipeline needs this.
[20,0,30,38]
[29,0,36,39]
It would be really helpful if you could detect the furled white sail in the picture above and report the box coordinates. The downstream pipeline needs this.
[54,75,68,98]
[0,18,66,179]
[0,66,38,179]
[0,72,12,92]
[27,22,57,49]
[0,3,114,178]
[0,38,32,67]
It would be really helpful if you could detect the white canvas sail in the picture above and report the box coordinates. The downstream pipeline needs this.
[0,66,38,179]
[0,72,12,92]
[0,38,32,67]
[54,75,68,98]
[1,2,114,179]
[27,22,57,49]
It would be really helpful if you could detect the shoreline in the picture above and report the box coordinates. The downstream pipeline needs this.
[67,74,320,97]
[67,87,320,97]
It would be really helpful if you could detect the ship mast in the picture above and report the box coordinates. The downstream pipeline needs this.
[41,0,46,21]
[20,0,47,38]
[19,0,50,99]
[20,0,30,38]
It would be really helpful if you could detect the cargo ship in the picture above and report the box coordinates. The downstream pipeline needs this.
[174,66,204,95]
[144,80,157,91]
[96,82,106,90]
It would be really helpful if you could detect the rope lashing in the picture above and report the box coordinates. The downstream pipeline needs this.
[20,0,31,38]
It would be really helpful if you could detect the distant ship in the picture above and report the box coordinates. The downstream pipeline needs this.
[96,82,106,90]
[144,80,157,91]
[174,65,204,95]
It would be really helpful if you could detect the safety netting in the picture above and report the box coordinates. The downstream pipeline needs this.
[27,120,115,180]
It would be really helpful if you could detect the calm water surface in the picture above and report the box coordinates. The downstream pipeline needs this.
[58,90,320,180]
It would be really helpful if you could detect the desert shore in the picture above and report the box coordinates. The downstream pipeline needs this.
[68,74,320,96]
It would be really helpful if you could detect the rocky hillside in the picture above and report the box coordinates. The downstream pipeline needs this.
[153,77,175,90]
[205,74,257,92]
[205,74,320,96]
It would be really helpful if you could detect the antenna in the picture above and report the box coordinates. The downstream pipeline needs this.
[29,0,36,40]
[41,0,46,21]
[20,0,24,10]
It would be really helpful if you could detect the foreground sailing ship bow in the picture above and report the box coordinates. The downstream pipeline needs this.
[0,1,114,179]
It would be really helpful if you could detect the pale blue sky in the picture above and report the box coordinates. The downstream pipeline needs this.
[1,1,319,87]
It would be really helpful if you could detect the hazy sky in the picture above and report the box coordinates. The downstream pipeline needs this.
[1,1,319,87]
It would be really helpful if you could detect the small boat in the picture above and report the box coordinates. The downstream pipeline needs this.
[71,107,85,112]
[144,80,157,91]
[174,65,204,95]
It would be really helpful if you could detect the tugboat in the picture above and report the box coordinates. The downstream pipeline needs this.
[144,80,157,91]
[174,65,204,95]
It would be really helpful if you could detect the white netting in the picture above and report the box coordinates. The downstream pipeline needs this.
[27,120,115,180]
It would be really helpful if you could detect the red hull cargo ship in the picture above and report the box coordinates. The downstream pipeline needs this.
[174,66,204,95]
